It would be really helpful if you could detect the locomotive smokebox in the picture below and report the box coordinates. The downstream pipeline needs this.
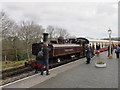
[43,33,49,43]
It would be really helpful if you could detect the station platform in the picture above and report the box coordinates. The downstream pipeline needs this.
[2,51,118,88]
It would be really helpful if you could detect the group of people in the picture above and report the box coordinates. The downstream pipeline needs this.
[85,43,120,64]
[107,44,120,59]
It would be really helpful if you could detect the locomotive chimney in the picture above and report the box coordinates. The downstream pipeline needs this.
[43,33,49,43]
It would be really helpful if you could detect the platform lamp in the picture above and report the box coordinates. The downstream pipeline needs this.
[108,28,112,59]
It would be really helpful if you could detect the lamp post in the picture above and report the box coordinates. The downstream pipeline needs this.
[108,28,112,59]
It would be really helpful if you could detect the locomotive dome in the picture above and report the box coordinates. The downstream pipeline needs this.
[58,36,64,40]
[58,36,65,44]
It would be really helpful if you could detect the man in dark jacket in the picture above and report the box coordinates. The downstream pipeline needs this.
[41,42,51,75]
[90,44,94,58]
[85,45,92,64]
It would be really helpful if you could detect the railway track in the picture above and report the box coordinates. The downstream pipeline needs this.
[1,65,34,85]
[1,57,83,85]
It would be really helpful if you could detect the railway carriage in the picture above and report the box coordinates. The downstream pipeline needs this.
[86,38,118,53]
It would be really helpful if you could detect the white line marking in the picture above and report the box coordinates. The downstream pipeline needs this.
[1,58,84,88]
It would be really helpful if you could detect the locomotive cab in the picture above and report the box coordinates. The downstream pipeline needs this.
[32,42,43,56]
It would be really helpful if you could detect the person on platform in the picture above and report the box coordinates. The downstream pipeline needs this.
[40,42,51,75]
[115,44,120,59]
[96,44,101,51]
[92,44,95,55]
[85,45,92,64]
[90,44,94,58]
[96,44,101,56]
[108,44,114,57]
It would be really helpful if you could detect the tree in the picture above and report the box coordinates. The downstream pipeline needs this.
[0,11,15,40]
[18,21,44,60]
[47,26,70,39]
[0,11,19,61]
[0,11,71,61]
[55,27,70,38]
[47,25,56,40]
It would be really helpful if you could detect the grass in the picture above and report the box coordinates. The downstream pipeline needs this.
[0,60,28,70]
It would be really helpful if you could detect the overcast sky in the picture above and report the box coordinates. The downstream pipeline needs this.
[0,1,118,39]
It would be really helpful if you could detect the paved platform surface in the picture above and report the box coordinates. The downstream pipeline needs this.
[2,55,85,88]
[32,51,118,88]
[2,51,118,88]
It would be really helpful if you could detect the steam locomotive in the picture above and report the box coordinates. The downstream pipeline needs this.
[26,33,89,70]
[26,33,118,70]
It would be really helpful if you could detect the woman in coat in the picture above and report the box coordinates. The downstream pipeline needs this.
[115,44,120,59]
